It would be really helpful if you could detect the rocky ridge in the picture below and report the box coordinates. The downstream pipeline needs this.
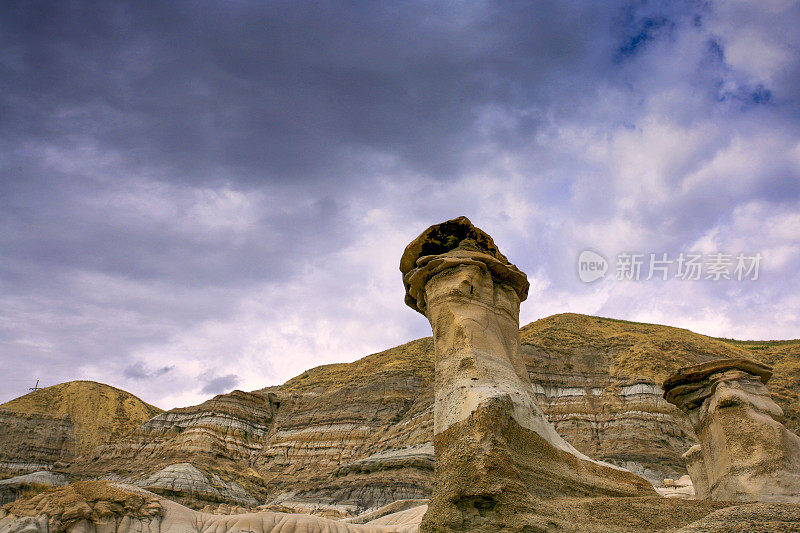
[0,381,162,479]
[3,315,799,515]
[63,340,435,514]
[67,389,278,508]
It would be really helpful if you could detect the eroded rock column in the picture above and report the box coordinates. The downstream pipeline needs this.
[663,358,800,503]
[401,217,654,532]
[682,445,709,500]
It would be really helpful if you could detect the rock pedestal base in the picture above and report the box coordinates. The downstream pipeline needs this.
[664,358,800,503]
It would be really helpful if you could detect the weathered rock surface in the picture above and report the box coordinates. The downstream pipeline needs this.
[655,475,695,499]
[67,390,279,508]
[401,217,655,532]
[0,480,163,533]
[676,502,800,532]
[663,358,800,503]
[135,463,259,508]
[0,382,162,479]
[683,445,709,499]
[0,481,423,532]
[344,500,430,525]
[6,479,800,533]
[20,316,797,516]
[0,472,67,506]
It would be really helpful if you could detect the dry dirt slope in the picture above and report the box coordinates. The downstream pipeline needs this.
[0,381,162,477]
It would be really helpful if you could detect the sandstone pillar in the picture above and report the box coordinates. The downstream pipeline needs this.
[401,217,654,532]
[663,358,800,503]
[682,445,709,500]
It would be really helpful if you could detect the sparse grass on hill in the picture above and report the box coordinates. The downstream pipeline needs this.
[280,337,434,393]
[0,381,162,453]
[520,313,749,383]
[277,313,799,433]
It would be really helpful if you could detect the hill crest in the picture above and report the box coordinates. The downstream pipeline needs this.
[0,380,162,459]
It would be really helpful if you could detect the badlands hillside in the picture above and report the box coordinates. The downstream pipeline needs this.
[1,313,799,517]
[0,381,163,479]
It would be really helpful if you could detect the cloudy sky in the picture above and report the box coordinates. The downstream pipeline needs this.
[2,0,799,408]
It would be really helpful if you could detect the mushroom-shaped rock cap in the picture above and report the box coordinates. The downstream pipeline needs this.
[400,216,529,314]
[662,358,773,401]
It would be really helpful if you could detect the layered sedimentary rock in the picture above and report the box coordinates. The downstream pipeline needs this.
[520,314,752,484]
[0,471,67,505]
[135,463,259,508]
[6,479,798,533]
[0,411,74,477]
[663,358,800,503]
[400,217,654,531]
[12,317,798,515]
[0,481,424,533]
[253,341,435,515]
[0,381,162,478]
[68,390,279,507]
[66,352,435,514]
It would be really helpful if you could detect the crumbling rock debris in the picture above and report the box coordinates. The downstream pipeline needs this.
[0,481,423,532]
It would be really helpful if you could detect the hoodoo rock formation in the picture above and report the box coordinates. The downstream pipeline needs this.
[400,217,655,531]
[663,358,800,503]
[7,318,800,517]
[4,218,800,531]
